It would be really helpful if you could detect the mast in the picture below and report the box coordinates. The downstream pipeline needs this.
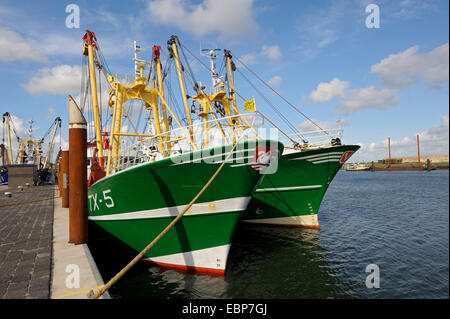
[43,117,61,169]
[3,113,13,164]
[168,36,195,146]
[224,49,240,143]
[199,49,220,147]
[110,86,124,172]
[134,41,163,142]
[200,48,222,94]
[82,30,104,169]
[0,144,9,165]
[224,50,238,115]
[154,45,171,155]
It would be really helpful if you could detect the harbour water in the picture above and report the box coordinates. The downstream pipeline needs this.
[89,170,449,299]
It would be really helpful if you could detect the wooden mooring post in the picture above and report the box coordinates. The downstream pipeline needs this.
[68,95,88,245]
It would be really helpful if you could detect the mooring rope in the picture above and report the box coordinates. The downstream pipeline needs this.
[0,190,60,208]
[89,134,246,299]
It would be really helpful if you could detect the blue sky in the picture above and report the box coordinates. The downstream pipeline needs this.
[0,0,448,162]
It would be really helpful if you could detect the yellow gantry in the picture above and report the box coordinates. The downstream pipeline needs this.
[106,69,162,174]
[105,50,195,175]
[192,90,231,147]
[17,140,42,164]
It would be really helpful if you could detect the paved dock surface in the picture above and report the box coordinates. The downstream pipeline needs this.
[0,184,109,299]
[51,195,109,299]
[0,185,54,299]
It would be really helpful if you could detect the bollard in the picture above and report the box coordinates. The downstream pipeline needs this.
[68,95,88,245]
[57,156,63,194]
[61,151,69,208]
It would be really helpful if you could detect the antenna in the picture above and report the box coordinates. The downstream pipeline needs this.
[132,41,151,78]
[28,119,34,139]
[200,48,223,94]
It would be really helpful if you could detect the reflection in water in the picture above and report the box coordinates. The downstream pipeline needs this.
[90,222,357,299]
[223,224,358,299]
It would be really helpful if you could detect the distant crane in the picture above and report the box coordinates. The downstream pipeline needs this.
[42,117,62,169]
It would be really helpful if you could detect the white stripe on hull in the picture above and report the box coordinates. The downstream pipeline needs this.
[289,152,344,161]
[255,185,322,193]
[143,244,231,273]
[311,159,341,164]
[241,214,319,228]
[88,196,251,221]
[170,148,256,166]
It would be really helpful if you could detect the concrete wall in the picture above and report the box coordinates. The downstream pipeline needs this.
[7,164,38,188]
[401,154,449,163]
[379,154,449,163]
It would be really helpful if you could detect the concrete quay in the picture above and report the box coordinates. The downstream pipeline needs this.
[0,184,109,299]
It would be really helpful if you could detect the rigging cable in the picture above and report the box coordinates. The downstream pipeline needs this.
[234,56,330,136]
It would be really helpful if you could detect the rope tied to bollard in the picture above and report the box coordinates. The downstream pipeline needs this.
[89,135,246,299]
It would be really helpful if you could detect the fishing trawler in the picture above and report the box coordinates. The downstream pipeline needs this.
[188,48,360,229]
[1,113,13,185]
[82,31,282,274]
[1,113,61,185]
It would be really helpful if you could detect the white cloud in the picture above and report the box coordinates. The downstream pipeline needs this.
[298,118,350,132]
[239,53,257,66]
[22,65,81,95]
[316,29,337,48]
[309,77,349,103]
[238,44,282,66]
[147,0,258,39]
[261,45,282,63]
[419,115,449,154]
[334,86,400,115]
[0,114,27,138]
[267,75,282,88]
[295,1,354,60]
[39,34,83,56]
[0,26,48,63]
[371,43,449,89]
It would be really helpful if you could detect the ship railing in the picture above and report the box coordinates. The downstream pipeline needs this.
[280,129,344,151]
[110,113,268,173]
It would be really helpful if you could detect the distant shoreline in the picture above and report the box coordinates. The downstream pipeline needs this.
[344,162,449,171]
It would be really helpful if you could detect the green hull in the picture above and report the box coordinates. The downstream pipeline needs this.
[243,145,360,228]
[88,140,282,274]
